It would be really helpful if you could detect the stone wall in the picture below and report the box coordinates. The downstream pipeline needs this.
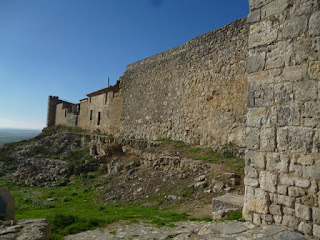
[121,18,249,148]
[243,0,320,237]
[78,99,89,129]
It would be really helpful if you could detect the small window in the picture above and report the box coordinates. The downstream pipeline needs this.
[105,92,108,104]
[65,110,67,117]
[89,97,92,103]
[97,112,101,125]
[90,110,93,120]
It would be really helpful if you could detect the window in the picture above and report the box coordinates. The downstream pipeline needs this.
[90,110,93,120]
[97,112,101,125]
[89,97,92,103]
[65,110,67,117]
[105,92,108,104]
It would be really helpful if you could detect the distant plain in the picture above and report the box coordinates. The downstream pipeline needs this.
[0,128,41,146]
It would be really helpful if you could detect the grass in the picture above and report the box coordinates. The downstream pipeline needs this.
[0,177,206,240]
[221,210,245,222]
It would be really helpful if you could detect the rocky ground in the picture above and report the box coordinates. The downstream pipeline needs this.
[65,220,312,240]
[0,219,50,240]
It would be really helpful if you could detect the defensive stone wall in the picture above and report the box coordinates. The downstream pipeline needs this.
[243,0,320,237]
[121,18,249,148]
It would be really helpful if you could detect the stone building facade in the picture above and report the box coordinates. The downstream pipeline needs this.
[47,0,320,237]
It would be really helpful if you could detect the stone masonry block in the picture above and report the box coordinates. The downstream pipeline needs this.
[288,187,306,197]
[246,107,270,128]
[247,9,261,23]
[313,207,320,224]
[248,49,266,73]
[269,204,282,215]
[282,215,299,230]
[261,0,289,19]
[247,83,274,108]
[309,11,320,37]
[274,82,294,104]
[246,127,260,150]
[302,161,320,180]
[295,38,313,65]
[283,15,308,39]
[277,127,289,151]
[279,173,295,186]
[283,207,295,216]
[295,177,311,188]
[314,224,320,238]
[254,188,270,214]
[295,80,318,102]
[244,177,259,187]
[245,166,259,178]
[288,127,315,154]
[246,151,266,169]
[249,0,274,11]
[266,40,293,70]
[277,185,288,195]
[249,20,278,48]
[295,203,312,221]
[298,221,313,236]
[260,128,275,152]
[273,194,295,208]
[260,171,278,193]
[298,0,319,15]
[301,101,320,127]
[276,64,308,82]
[277,105,300,127]
[266,153,289,173]
[253,213,261,224]
[309,61,320,80]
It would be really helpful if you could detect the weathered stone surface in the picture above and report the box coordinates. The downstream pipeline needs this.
[266,41,293,69]
[273,194,295,208]
[244,177,259,187]
[313,207,320,224]
[260,128,275,151]
[0,188,15,221]
[259,171,278,193]
[248,49,266,73]
[298,221,313,235]
[269,204,282,215]
[247,9,261,23]
[249,0,274,11]
[249,20,278,48]
[309,61,320,80]
[309,11,320,37]
[266,153,289,173]
[282,215,299,229]
[295,203,311,221]
[283,15,308,39]
[261,0,289,18]
[288,187,305,197]
[254,188,270,214]
[314,224,320,238]
[0,219,50,240]
[295,80,318,102]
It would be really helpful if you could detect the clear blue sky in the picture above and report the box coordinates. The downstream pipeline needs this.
[0,0,249,130]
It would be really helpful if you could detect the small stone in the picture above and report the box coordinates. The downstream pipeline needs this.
[295,203,311,221]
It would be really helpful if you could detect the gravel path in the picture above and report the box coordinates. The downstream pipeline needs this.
[65,221,311,240]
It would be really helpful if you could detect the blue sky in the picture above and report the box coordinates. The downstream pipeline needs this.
[0,0,249,130]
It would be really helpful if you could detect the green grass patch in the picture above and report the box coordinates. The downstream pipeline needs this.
[0,178,201,239]
[221,210,244,222]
